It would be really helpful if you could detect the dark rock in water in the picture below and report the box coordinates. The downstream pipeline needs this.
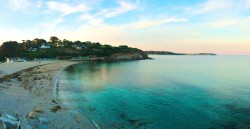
[219,121,238,129]
[110,122,125,129]
[51,105,61,112]
[88,107,96,112]
[128,118,152,128]
[4,121,20,129]
[52,99,57,104]
[119,113,127,119]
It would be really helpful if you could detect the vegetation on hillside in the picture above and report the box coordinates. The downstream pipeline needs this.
[0,36,142,61]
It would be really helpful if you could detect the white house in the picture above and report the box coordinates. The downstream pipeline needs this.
[40,43,50,49]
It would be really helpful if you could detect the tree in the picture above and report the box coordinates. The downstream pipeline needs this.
[0,41,21,60]
[49,36,59,43]
[32,38,46,48]
[63,39,73,48]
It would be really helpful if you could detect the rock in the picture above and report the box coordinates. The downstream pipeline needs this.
[75,114,83,123]
[38,118,48,124]
[2,113,18,121]
[34,106,42,113]
[20,117,31,129]
[0,119,6,129]
[50,105,61,112]
[52,100,57,104]
[24,125,33,129]
[38,123,48,129]
[0,113,20,129]
[28,112,36,119]
[4,121,20,129]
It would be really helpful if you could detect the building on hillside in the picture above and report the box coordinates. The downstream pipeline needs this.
[75,45,86,50]
[56,42,64,47]
[40,43,50,49]
[28,47,38,52]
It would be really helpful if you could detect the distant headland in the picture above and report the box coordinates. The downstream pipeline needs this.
[145,51,216,56]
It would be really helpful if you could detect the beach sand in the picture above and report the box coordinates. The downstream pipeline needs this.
[0,61,96,128]
[0,61,56,78]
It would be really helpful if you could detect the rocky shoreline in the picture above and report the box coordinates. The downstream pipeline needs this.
[0,61,96,129]
[0,52,150,128]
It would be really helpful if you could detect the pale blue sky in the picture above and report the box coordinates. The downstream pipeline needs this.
[0,0,250,54]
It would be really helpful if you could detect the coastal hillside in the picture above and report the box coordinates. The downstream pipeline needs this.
[145,51,216,55]
[0,36,149,61]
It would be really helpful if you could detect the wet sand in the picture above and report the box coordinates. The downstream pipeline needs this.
[0,61,96,128]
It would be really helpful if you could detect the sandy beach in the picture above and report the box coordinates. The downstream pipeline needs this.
[0,61,57,78]
[0,61,96,129]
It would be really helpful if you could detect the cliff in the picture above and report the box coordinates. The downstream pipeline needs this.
[93,51,150,61]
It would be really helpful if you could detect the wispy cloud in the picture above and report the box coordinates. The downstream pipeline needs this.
[210,17,250,28]
[246,0,250,8]
[80,0,139,25]
[186,0,234,15]
[46,1,89,15]
[8,0,31,10]
[105,0,138,18]
[131,17,189,29]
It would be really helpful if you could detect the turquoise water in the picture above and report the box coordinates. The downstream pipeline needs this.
[58,55,250,129]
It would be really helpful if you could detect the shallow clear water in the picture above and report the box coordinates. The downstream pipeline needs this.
[58,55,250,129]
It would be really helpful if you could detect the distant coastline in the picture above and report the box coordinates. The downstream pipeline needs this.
[145,51,216,56]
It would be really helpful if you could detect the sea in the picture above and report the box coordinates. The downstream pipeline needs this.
[57,55,250,129]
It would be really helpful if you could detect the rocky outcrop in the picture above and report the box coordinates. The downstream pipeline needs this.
[93,51,151,61]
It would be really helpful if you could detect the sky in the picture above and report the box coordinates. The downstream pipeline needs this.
[0,0,250,55]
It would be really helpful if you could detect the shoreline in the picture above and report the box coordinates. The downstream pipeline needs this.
[0,61,96,128]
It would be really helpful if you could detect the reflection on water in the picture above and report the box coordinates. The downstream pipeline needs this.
[58,56,250,129]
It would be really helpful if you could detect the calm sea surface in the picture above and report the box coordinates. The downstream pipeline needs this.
[58,55,250,129]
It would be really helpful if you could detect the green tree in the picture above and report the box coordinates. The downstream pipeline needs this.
[49,36,59,47]
[32,38,46,48]
[0,41,21,60]
[50,36,59,43]
[63,39,73,48]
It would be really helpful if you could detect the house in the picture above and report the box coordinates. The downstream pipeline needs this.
[28,47,38,52]
[40,43,50,49]
[75,45,86,50]
[56,42,64,47]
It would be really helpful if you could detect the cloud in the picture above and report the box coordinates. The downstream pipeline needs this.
[246,0,250,8]
[47,1,88,15]
[211,20,238,28]
[8,0,31,10]
[186,0,234,15]
[36,1,42,8]
[210,17,250,28]
[131,17,189,29]
[80,0,139,25]
[104,0,137,18]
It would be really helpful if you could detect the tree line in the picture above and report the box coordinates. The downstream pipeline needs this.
[0,36,140,61]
